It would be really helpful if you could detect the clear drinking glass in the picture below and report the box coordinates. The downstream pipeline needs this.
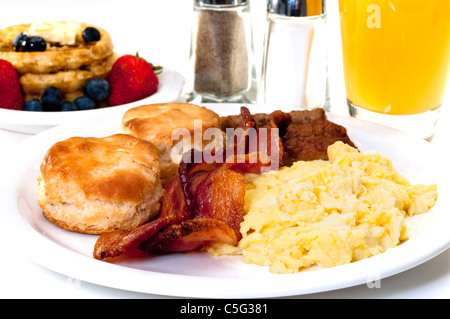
[339,0,450,140]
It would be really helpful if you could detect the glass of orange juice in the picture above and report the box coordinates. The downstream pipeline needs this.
[339,0,450,140]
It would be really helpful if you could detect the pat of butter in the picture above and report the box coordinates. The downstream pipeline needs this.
[28,22,82,45]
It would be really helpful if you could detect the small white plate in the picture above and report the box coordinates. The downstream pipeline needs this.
[2,104,449,298]
[0,66,185,134]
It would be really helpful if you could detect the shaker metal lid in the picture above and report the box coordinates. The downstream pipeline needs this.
[268,0,325,17]
[196,0,247,5]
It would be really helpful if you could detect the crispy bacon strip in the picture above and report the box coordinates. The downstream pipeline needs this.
[142,219,238,253]
[139,164,246,253]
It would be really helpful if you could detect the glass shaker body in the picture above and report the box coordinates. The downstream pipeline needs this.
[259,0,329,110]
[186,0,254,103]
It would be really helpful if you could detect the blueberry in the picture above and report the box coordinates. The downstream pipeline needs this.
[83,78,110,101]
[12,33,28,52]
[23,99,43,111]
[25,36,47,51]
[82,27,101,43]
[15,36,47,52]
[74,96,96,110]
[42,86,63,112]
[60,101,78,111]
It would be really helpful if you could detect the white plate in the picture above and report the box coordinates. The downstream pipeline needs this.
[0,66,185,134]
[2,104,449,298]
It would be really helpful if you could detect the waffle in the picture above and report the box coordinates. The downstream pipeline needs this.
[0,22,116,102]
[0,22,114,74]
[20,52,117,95]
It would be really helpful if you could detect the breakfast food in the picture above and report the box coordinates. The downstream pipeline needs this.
[33,103,438,275]
[1,22,162,111]
[208,142,438,273]
[94,155,249,260]
[38,134,163,235]
[0,22,114,73]
[0,21,115,111]
[0,59,23,110]
[94,110,277,260]
[95,106,327,260]
[122,103,224,185]
[93,106,361,260]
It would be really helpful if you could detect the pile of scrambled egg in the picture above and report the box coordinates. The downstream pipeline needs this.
[209,142,437,274]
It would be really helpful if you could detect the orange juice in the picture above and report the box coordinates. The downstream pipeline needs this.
[340,0,450,115]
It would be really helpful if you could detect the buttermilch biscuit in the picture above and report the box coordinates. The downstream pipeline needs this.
[122,103,225,186]
[38,134,164,235]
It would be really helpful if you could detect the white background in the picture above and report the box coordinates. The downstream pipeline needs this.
[0,0,449,298]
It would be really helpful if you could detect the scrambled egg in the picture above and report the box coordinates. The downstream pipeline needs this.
[209,142,437,274]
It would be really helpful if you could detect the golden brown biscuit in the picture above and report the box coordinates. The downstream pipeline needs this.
[38,134,163,235]
[122,103,224,186]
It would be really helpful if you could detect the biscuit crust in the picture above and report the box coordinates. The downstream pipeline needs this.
[38,134,163,234]
[122,103,223,185]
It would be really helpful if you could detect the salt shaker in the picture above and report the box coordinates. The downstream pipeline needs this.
[259,0,329,110]
[186,0,254,103]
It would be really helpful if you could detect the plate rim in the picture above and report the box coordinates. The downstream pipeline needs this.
[3,104,449,298]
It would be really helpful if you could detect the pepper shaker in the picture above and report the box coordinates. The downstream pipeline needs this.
[259,0,329,110]
[186,0,254,103]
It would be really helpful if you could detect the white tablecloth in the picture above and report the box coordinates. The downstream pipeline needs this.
[0,0,448,299]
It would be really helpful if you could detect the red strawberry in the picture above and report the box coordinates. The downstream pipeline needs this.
[0,59,24,110]
[108,53,161,106]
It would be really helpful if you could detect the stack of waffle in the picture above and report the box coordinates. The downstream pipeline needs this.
[0,22,117,101]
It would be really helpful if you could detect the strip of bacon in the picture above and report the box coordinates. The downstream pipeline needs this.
[142,218,238,253]
[138,164,246,253]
